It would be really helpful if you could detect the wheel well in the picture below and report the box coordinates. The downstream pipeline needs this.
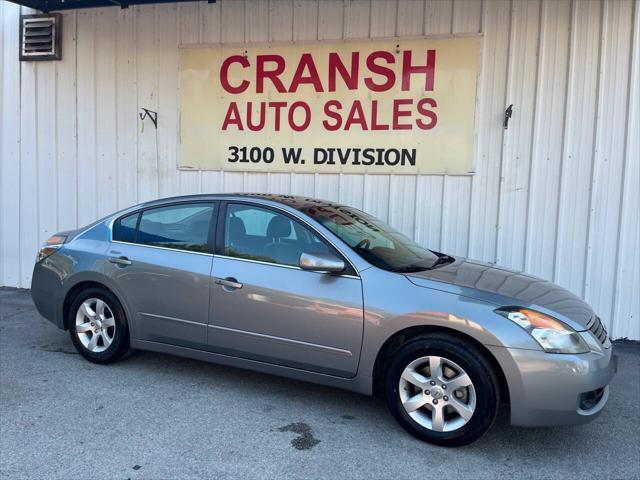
[62,281,114,330]
[372,325,510,407]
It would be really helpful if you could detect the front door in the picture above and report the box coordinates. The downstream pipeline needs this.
[208,202,364,378]
[106,202,217,350]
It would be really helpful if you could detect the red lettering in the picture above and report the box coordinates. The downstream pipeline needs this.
[401,49,436,91]
[256,55,286,93]
[220,55,250,94]
[416,98,438,130]
[370,100,389,131]
[289,54,324,93]
[268,101,287,131]
[364,51,395,92]
[221,102,244,130]
[328,52,359,91]
[289,101,311,131]
[246,102,265,131]
[344,100,368,130]
[393,99,413,130]
[323,100,343,131]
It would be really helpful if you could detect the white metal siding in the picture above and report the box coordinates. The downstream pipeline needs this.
[1,0,638,339]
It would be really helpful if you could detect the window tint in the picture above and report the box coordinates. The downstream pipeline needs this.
[137,203,215,253]
[224,204,329,267]
[113,212,138,243]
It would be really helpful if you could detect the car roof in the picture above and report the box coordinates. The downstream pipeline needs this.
[140,193,348,212]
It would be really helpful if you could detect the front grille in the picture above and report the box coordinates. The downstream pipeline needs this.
[586,316,608,345]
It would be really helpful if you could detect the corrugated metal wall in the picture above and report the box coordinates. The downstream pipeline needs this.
[1,0,638,339]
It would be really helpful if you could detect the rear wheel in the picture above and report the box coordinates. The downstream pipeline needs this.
[384,334,499,447]
[68,287,131,364]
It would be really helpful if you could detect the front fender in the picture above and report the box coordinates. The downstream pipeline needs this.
[357,267,541,382]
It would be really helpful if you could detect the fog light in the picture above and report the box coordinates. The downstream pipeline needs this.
[579,387,605,411]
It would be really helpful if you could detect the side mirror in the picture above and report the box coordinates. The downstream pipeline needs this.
[299,252,345,273]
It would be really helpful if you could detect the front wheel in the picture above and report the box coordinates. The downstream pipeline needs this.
[384,334,499,447]
[68,287,131,364]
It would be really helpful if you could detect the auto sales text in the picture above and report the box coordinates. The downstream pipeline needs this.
[219,49,438,132]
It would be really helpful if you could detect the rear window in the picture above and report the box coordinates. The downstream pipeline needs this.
[113,212,138,243]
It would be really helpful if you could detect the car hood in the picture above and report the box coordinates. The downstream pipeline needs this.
[405,257,594,330]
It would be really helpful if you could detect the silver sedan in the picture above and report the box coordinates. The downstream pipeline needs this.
[31,194,616,446]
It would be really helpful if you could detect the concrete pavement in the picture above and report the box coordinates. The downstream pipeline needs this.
[1,287,639,479]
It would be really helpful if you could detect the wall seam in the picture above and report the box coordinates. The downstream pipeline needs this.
[92,12,98,219]
[609,0,638,336]
[154,5,160,198]
[522,0,544,273]
[114,10,120,209]
[494,0,515,264]
[54,43,59,233]
[553,0,577,284]
[582,0,606,299]
[73,10,79,229]
[465,0,487,256]
[290,0,294,41]
[438,176,445,250]
[449,0,454,35]
[0,2,4,285]
[17,8,23,287]
[34,60,40,287]
[134,6,139,202]
[216,0,222,192]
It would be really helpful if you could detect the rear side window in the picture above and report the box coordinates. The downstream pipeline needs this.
[113,212,138,243]
[137,203,216,253]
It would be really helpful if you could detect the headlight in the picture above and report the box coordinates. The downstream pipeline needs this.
[495,307,589,354]
[36,235,67,262]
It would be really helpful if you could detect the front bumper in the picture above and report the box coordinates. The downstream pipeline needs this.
[488,344,616,427]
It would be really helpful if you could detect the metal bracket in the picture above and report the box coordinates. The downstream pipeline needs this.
[503,104,513,130]
[139,108,158,129]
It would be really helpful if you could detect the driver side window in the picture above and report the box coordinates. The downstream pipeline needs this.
[224,204,329,267]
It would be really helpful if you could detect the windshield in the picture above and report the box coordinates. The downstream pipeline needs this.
[300,204,448,273]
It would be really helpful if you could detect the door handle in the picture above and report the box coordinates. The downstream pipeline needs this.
[109,256,132,266]
[214,277,243,290]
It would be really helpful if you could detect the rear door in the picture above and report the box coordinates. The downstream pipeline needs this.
[106,202,217,350]
[207,202,364,378]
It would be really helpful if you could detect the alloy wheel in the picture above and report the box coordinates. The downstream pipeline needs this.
[75,298,116,353]
[398,355,476,432]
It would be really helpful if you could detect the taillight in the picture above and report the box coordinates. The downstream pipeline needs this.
[36,234,67,262]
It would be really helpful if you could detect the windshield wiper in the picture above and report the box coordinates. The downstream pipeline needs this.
[430,254,455,269]
[396,265,430,273]
[397,255,455,273]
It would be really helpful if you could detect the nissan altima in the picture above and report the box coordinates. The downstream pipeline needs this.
[31,194,615,446]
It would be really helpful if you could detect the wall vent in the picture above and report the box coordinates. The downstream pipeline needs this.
[19,14,62,61]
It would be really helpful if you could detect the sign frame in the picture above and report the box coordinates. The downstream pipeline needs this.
[177,33,484,175]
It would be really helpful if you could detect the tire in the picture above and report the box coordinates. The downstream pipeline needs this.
[68,287,132,364]
[384,334,499,447]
